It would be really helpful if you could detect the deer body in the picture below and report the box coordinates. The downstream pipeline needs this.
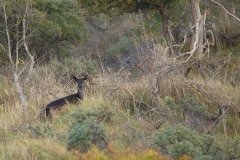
[45,75,87,118]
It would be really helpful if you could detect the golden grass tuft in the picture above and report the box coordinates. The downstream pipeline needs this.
[75,144,171,160]
[0,138,77,160]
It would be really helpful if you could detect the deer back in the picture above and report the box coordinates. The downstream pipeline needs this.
[45,75,87,119]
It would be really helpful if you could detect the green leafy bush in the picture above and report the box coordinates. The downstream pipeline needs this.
[164,94,219,128]
[180,95,210,116]
[67,111,108,152]
[152,124,202,159]
[106,36,135,59]
[51,56,96,77]
[31,0,86,59]
[152,124,240,160]
[164,96,184,121]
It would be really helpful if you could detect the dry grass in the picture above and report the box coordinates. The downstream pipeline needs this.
[1,61,240,159]
[0,138,76,160]
[0,66,80,159]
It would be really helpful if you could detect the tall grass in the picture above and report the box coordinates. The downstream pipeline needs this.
[1,58,240,159]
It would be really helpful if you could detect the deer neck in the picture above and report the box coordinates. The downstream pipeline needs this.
[77,88,84,100]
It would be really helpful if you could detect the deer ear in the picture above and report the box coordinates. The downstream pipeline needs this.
[71,75,78,81]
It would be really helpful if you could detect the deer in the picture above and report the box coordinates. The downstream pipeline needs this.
[45,75,87,119]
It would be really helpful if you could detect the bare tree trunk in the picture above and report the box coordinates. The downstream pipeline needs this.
[1,0,33,117]
[14,73,27,114]
[190,0,204,59]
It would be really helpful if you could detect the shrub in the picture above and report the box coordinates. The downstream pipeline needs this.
[49,56,96,78]
[67,111,108,152]
[152,124,240,160]
[152,124,202,159]
[32,0,86,60]
[164,96,184,121]
[180,95,211,117]
[208,136,240,160]
[106,36,135,59]
[164,94,219,130]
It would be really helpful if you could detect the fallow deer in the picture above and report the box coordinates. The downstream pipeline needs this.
[45,75,87,119]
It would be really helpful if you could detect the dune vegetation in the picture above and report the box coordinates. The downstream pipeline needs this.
[1,0,240,159]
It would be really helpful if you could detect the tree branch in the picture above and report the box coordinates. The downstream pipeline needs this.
[2,1,14,68]
[174,18,200,64]
[22,1,35,83]
[211,0,240,23]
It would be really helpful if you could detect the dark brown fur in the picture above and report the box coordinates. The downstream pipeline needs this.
[45,75,87,118]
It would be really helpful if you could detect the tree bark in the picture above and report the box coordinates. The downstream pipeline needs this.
[190,0,204,59]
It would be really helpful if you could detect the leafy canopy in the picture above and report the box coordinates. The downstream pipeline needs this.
[78,0,177,16]
[29,0,86,59]
[34,0,86,42]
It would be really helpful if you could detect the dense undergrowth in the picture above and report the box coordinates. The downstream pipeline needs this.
[1,56,240,159]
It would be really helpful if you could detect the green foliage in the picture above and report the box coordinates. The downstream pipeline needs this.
[152,124,202,159]
[180,95,211,116]
[228,45,240,55]
[164,96,184,121]
[67,99,114,152]
[35,0,85,41]
[0,0,86,64]
[0,50,7,66]
[27,122,54,138]
[179,94,220,125]
[152,124,240,160]
[78,0,178,16]
[67,110,108,152]
[164,97,178,109]
[67,119,106,152]
[219,137,240,159]
[164,95,218,123]
[106,36,135,58]
[167,0,189,24]
[0,0,30,65]
[50,56,96,77]
[31,0,86,59]
[144,12,163,34]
